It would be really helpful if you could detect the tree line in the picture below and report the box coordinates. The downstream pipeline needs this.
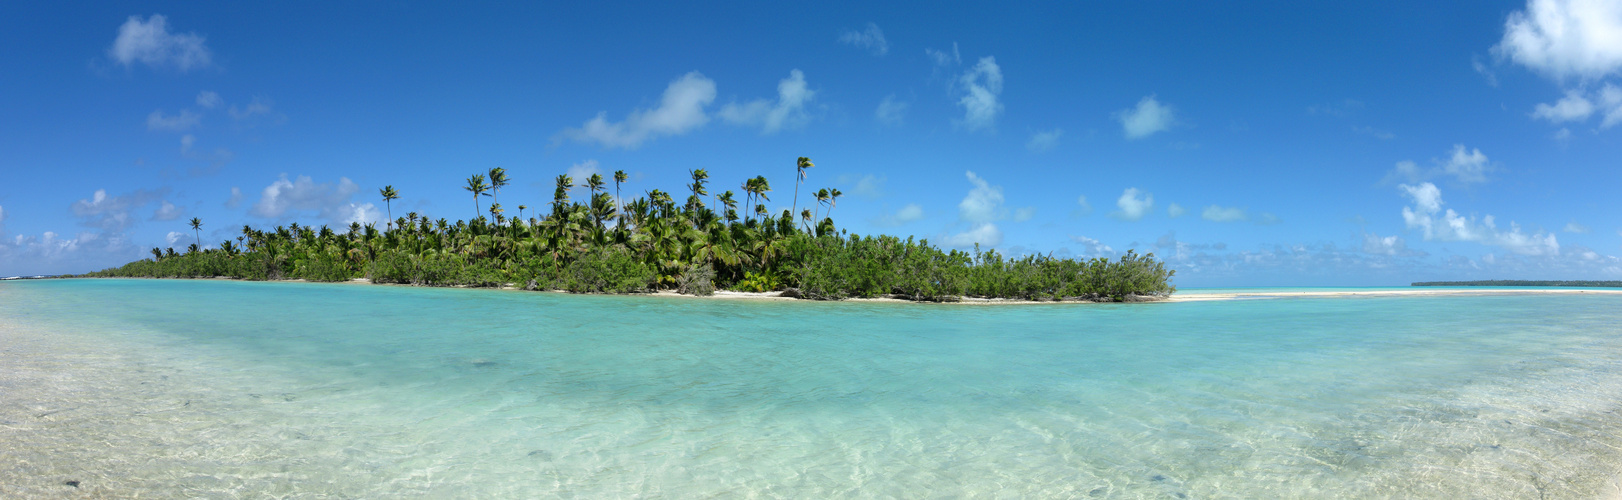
[85,157,1177,301]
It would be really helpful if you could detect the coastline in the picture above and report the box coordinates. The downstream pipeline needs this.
[37,276,1622,305]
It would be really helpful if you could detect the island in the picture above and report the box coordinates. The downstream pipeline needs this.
[84,158,1177,302]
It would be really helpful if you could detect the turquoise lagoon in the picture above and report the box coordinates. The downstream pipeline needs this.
[3,279,1622,497]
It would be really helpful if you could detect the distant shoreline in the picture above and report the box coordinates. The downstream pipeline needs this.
[1412,280,1622,287]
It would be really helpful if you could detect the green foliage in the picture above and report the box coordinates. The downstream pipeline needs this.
[736,271,781,293]
[563,248,656,293]
[676,262,716,296]
[82,155,1176,302]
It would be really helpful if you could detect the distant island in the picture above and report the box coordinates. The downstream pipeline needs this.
[83,157,1177,302]
[1412,280,1622,287]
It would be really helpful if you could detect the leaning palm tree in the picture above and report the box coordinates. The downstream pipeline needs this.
[814,188,830,221]
[465,174,489,219]
[488,167,509,207]
[792,156,813,218]
[189,217,203,249]
[379,185,399,230]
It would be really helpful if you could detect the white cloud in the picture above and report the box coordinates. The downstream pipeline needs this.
[959,171,1006,223]
[1027,129,1062,152]
[838,23,889,56]
[71,188,169,232]
[566,159,602,186]
[1602,83,1622,127]
[146,109,200,131]
[1111,188,1154,221]
[955,57,1004,131]
[1013,207,1036,222]
[561,71,717,149]
[180,134,195,153]
[1565,222,1591,233]
[225,187,243,209]
[1399,182,1559,255]
[0,205,6,231]
[1202,205,1248,222]
[1075,195,1093,216]
[229,96,275,121]
[875,95,908,126]
[1442,144,1491,183]
[196,91,222,108]
[945,223,1002,248]
[108,14,211,71]
[1384,145,1494,184]
[719,69,815,134]
[1167,203,1187,218]
[152,200,183,221]
[1071,235,1116,257]
[1533,89,1596,122]
[1494,0,1622,82]
[249,174,369,224]
[166,231,187,247]
[1117,95,1176,139]
[1362,233,1410,255]
[873,203,924,227]
[926,43,961,67]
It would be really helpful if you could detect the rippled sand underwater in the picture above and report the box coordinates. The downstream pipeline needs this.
[3,279,1622,498]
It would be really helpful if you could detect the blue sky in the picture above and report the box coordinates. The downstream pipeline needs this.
[3,1,1621,286]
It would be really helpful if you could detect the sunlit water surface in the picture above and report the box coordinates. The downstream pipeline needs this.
[3,279,1622,498]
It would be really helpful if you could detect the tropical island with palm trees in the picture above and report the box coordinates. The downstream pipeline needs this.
[84,157,1177,302]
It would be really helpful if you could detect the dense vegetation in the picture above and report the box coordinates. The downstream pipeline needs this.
[1412,280,1622,287]
[85,158,1177,301]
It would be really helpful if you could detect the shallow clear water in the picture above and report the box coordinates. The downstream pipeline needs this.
[3,279,1622,498]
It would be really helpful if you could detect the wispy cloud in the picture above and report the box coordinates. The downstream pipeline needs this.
[955,57,1004,131]
[108,14,212,71]
[838,23,889,56]
[719,69,815,134]
[560,71,717,149]
[146,109,200,131]
[1202,205,1247,222]
[875,94,908,126]
[1026,129,1062,152]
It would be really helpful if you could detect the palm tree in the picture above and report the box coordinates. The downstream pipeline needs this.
[553,174,574,218]
[613,170,629,235]
[189,217,203,249]
[718,191,738,226]
[489,202,504,223]
[488,167,509,207]
[379,185,399,229]
[827,188,843,218]
[465,174,489,218]
[814,188,830,221]
[792,156,813,218]
[518,204,528,220]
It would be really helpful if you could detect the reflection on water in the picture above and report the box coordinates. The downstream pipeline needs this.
[2,279,1622,498]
